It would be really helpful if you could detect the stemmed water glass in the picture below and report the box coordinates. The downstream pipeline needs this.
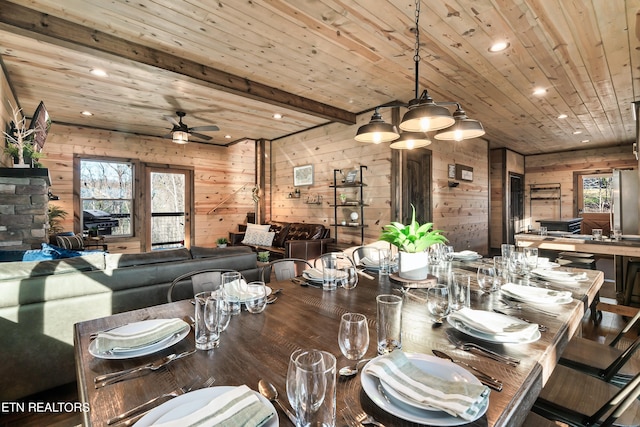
[338,313,369,361]
[426,284,450,323]
[523,247,539,276]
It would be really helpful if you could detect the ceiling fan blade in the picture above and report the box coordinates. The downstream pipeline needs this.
[163,115,180,126]
[190,125,219,132]
[162,133,173,139]
[190,132,213,141]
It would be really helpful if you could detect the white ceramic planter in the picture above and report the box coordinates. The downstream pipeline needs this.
[398,251,429,280]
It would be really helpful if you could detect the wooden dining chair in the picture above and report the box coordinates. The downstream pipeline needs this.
[167,268,241,302]
[260,258,312,282]
[528,365,640,427]
[559,309,640,387]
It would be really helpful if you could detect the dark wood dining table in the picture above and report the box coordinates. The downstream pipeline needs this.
[74,260,603,427]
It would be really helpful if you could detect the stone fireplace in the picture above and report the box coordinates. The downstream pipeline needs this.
[0,168,50,250]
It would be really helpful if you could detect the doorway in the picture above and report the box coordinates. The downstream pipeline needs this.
[507,173,524,244]
[145,167,193,250]
[401,149,432,224]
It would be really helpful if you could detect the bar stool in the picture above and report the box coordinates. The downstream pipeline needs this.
[624,259,640,307]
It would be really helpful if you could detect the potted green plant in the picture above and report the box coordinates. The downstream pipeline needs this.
[380,205,447,280]
[47,204,68,236]
[216,237,228,248]
[257,251,270,263]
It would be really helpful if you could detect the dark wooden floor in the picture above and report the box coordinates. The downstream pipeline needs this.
[1,280,637,427]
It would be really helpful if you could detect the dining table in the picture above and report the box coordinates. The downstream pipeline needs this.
[74,258,603,427]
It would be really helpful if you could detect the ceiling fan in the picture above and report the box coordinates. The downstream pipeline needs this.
[163,111,219,144]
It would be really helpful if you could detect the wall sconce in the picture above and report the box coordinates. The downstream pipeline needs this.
[448,181,459,188]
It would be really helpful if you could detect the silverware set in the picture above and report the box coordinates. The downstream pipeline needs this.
[446,332,521,366]
[343,397,386,427]
[493,308,548,332]
[432,349,503,391]
[500,297,559,317]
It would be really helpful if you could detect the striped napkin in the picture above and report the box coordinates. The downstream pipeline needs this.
[365,351,489,420]
[449,308,538,340]
[94,318,188,352]
[153,385,275,427]
[501,283,572,304]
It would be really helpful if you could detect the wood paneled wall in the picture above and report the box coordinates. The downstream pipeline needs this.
[0,67,19,168]
[41,124,256,253]
[524,145,636,226]
[270,113,491,254]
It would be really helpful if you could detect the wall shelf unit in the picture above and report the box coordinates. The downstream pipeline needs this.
[330,165,367,245]
[529,183,561,217]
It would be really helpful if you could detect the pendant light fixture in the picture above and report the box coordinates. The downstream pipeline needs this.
[354,0,484,148]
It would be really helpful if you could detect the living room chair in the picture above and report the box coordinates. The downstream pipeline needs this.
[167,268,241,302]
[559,309,640,387]
[260,258,312,282]
[529,365,640,427]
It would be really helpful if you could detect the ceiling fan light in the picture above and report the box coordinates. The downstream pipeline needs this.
[354,109,399,143]
[389,132,431,149]
[172,131,189,144]
[400,102,455,132]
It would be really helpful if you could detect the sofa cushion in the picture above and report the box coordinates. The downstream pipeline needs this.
[246,223,271,232]
[190,245,254,259]
[287,223,325,240]
[0,252,106,282]
[106,248,192,269]
[242,230,276,246]
[55,233,84,250]
[269,222,291,248]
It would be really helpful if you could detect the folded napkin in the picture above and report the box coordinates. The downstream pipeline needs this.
[449,308,539,340]
[303,268,323,279]
[452,250,479,258]
[94,318,188,352]
[224,279,250,299]
[359,256,379,267]
[532,268,587,283]
[501,283,572,304]
[154,385,275,427]
[364,351,489,421]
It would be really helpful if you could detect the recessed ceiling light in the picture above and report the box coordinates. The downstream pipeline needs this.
[581,139,590,143]
[489,41,509,52]
[90,68,108,77]
[81,111,93,116]
[272,113,283,120]
[557,114,568,119]
[533,88,547,96]
[573,130,582,135]
[224,135,231,139]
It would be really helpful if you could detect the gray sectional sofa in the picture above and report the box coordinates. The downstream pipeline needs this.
[0,245,261,400]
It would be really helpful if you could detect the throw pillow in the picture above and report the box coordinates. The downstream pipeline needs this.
[242,230,276,247]
[245,223,271,232]
[56,233,85,250]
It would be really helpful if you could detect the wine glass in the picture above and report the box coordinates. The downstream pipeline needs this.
[477,266,497,293]
[338,313,369,360]
[523,247,539,276]
[427,284,450,323]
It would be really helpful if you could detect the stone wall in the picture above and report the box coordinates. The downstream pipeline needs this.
[0,168,50,250]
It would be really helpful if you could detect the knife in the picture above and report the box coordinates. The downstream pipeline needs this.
[94,349,196,387]
[432,350,503,391]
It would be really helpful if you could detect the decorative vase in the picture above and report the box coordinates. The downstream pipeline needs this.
[398,251,429,280]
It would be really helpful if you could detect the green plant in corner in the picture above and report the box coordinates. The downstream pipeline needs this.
[48,204,68,236]
[380,204,447,253]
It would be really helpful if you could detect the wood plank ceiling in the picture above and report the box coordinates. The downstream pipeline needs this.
[0,0,638,154]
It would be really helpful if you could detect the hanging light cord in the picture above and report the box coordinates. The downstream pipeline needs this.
[413,0,421,99]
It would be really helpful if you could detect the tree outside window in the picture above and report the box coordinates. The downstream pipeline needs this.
[582,175,612,213]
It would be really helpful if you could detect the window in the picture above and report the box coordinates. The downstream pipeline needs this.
[80,159,134,236]
[581,174,612,213]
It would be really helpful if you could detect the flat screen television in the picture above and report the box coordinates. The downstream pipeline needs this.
[28,101,50,152]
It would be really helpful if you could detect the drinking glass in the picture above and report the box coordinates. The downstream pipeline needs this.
[286,349,304,412]
[294,350,336,427]
[539,226,548,236]
[523,247,538,275]
[477,266,496,293]
[221,272,243,315]
[493,256,507,286]
[340,265,358,290]
[195,291,229,350]
[427,284,450,323]
[442,245,455,262]
[592,229,603,241]
[449,272,471,311]
[376,294,402,355]
[338,313,369,360]
[378,248,390,275]
[244,281,267,314]
[501,243,515,260]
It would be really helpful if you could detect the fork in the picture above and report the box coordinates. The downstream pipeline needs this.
[446,332,520,366]
[107,375,215,425]
[500,297,559,317]
[345,397,386,427]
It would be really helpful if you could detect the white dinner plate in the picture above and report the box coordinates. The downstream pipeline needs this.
[532,269,588,283]
[500,287,573,305]
[134,386,278,426]
[88,319,190,360]
[447,316,541,344]
[361,353,488,426]
[452,254,483,261]
[302,269,348,283]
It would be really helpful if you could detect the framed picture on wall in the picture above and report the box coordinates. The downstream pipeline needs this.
[293,164,314,186]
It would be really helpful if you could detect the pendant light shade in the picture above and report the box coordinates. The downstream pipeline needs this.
[389,132,431,149]
[399,94,455,132]
[172,131,189,144]
[434,106,485,141]
[354,108,399,143]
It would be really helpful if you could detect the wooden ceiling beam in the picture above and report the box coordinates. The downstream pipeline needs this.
[0,2,356,125]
